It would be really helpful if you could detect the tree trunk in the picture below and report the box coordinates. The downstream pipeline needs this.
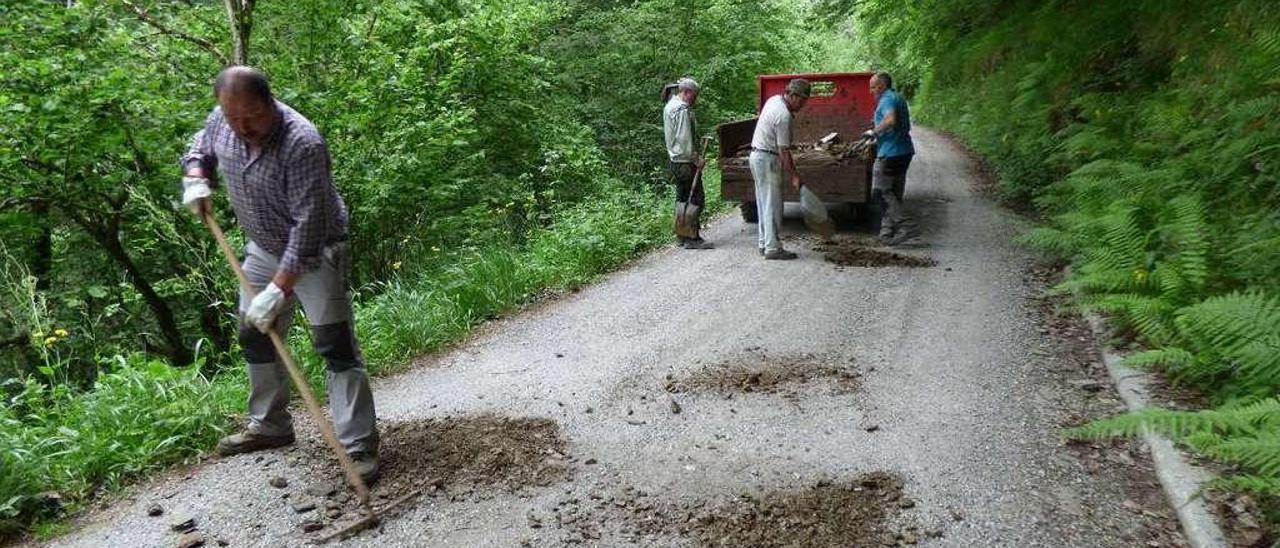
[84,220,194,365]
[31,201,53,291]
[223,0,255,65]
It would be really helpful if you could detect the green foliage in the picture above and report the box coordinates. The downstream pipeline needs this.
[0,1,230,369]
[542,0,814,184]
[839,0,1280,505]
[1068,398,1280,496]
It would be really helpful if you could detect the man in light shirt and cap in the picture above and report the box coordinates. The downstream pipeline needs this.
[663,77,713,249]
[748,78,810,260]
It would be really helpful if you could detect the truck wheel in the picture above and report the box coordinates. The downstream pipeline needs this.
[740,202,758,223]
[853,202,874,222]
[844,202,876,229]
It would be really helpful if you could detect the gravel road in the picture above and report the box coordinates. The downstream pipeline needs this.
[37,129,1185,547]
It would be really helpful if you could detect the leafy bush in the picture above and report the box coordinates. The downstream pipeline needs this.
[838,0,1280,501]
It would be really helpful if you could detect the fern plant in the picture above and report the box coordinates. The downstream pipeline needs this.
[1068,294,1280,492]
[1069,397,1280,495]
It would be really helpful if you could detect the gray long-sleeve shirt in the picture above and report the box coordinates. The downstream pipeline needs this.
[182,101,348,275]
[663,96,698,162]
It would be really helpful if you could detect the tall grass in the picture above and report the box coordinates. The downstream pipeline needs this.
[1,359,241,533]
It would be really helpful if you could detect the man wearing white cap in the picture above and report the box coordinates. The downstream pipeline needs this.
[663,77,713,249]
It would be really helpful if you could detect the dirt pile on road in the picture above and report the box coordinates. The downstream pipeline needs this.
[284,414,570,538]
[378,414,570,494]
[813,239,937,268]
[665,351,859,399]
[547,473,923,547]
[680,473,917,547]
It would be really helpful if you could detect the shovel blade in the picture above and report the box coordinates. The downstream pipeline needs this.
[674,202,702,239]
[799,186,834,237]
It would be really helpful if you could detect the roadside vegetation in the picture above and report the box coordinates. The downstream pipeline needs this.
[0,0,813,537]
[11,0,1277,539]
[834,0,1280,519]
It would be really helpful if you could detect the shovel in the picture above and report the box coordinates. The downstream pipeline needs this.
[200,211,419,542]
[800,184,835,239]
[674,136,712,240]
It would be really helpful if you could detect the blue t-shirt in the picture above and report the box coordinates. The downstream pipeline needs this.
[873,89,914,158]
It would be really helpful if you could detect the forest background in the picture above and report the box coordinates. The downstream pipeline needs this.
[3,0,1278,538]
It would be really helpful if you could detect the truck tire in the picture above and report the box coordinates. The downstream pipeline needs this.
[740,201,758,223]
[846,201,876,229]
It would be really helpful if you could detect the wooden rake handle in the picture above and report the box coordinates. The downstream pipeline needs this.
[201,212,374,512]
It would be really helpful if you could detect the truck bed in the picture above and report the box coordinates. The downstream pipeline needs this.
[717,118,872,203]
[717,72,877,205]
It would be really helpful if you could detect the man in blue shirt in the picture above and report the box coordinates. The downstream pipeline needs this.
[864,71,918,246]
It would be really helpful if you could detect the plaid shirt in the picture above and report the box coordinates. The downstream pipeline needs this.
[182,101,348,275]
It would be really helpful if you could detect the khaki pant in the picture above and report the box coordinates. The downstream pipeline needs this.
[749,151,784,253]
[238,241,378,454]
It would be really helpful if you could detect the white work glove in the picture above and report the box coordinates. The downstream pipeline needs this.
[182,176,212,214]
[245,283,290,333]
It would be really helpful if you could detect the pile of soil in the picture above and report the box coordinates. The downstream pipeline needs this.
[378,414,570,494]
[548,473,925,547]
[665,351,859,399]
[284,414,570,538]
[679,473,918,547]
[813,239,936,268]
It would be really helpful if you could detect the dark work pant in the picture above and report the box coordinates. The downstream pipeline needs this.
[670,161,705,208]
[873,155,913,236]
[874,155,911,201]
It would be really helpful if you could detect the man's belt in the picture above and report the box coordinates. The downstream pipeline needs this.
[750,148,779,155]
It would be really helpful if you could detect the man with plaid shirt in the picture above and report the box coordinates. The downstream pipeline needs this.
[181,66,379,482]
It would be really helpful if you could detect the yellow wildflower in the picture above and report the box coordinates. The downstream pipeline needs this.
[43,336,58,346]
[54,329,69,337]
[33,331,45,339]
[392,261,403,270]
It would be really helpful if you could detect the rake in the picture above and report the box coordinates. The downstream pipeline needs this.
[200,211,417,542]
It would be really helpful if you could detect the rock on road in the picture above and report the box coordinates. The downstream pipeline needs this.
[38,129,1183,547]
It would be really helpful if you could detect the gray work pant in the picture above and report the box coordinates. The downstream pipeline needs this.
[749,151,784,253]
[238,241,378,454]
[872,155,914,237]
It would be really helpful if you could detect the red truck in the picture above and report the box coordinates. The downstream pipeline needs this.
[716,72,878,222]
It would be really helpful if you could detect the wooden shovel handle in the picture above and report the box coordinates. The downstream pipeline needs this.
[682,136,713,218]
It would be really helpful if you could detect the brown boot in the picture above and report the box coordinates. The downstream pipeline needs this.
[216,430,296,456]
